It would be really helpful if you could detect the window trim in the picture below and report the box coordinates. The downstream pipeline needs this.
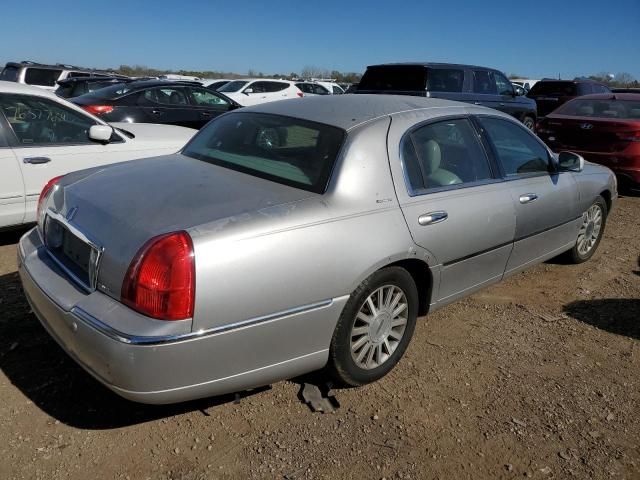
[398,114,500,197]
[471,114,557,180]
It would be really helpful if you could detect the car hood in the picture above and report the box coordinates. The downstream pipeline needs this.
[52,154,314,298]
[109,122,196,146]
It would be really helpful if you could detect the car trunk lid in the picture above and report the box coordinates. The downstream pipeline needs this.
[47,154,314,301]
[545,115,640,153]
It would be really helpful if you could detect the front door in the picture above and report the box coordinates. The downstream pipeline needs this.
[388,114,516,305]
[476,116,581,275]
[0,93,143,223]
[187,87,233,128]
[0,124,24,227]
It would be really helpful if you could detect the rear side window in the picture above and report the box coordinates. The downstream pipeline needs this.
[359,66,427,91]
[183,112,345,193]
[528,82,577,96]
[402,118,493,193]
[332,86,344,94]
[426,69,464,92]
[473,70,497,94]
[479,117,549,176]
[555,99,640,119]
[24,68,62,87]
[0,66,19,82]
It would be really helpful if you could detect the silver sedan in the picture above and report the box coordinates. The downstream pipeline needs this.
[18,95,617,404]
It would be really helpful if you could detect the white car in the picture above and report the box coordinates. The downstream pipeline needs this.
[0,81,196,229]
[0,61,120,92]
[218,79,303,106]
[313,80,345,95]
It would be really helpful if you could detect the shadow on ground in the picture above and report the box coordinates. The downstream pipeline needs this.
[0,226,31,247]
[0,272,268,429]
[564,298,640,340]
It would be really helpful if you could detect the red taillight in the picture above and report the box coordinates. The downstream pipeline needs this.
[37,175,64,221]
[121,232,195,320]
[297,92,304,97]
[82,105,114,115]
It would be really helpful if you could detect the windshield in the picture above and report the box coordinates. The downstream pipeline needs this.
[82,82,134,98]
[183,112,345,193]
[529,81,577,96]
[219,80,249,93]
[359,66,427,91]
[555,98,640,120]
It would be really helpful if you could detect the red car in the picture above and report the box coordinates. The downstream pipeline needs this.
[537,93,640,191]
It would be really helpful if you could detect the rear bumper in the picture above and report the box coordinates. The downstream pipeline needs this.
[18,229,345,404]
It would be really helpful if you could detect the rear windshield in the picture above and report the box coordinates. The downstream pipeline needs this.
[0,66,19,82]
[555,98,640,119]
[82,83,133,99]
[529,81,577,96]
[219,80,249,93]
[359,66,427,91]
[183,112,345,193]
[24,68,62,87]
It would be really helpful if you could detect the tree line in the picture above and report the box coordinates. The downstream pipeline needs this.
[113,64,361,83]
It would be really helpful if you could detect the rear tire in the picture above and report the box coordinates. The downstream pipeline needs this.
[566,196,607,264]
[328,267,418,387]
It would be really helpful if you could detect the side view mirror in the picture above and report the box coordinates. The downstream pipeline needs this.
[557,151,585,172]
[513,85,526,96]
[89,125,113,143]
[243,88,254,94]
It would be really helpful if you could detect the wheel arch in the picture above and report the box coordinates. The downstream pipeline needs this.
[382,258,433,316]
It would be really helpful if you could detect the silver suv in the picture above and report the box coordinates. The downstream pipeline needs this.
[0,61,117,92]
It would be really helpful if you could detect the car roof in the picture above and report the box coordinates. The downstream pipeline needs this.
[57,76,130,85]
[366,62,499,71]
[241,94,492,131]
[0,80,64,98]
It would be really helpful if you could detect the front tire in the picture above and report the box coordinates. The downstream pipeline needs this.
[567,196,607,263]
[328,267,418,387]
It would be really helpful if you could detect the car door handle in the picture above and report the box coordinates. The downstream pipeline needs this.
[474,101,482,105]
[150,109,164,115]
[23,156,51,164]
[519,193,538,204]
[201,111,213,117]
[418,211,448,226]
[499,102,506,106]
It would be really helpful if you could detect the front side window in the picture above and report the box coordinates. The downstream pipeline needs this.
[24,68,62,87]
[0,94,96,145]
[473,70,497,95]
[143,88,188,105]
[189,88,229,106]
[426,68,464,92]
[332,86,344,94]
[183,112,345,193]
[478,117,550,176]
[494,72,514,96]
[402,118,493,193]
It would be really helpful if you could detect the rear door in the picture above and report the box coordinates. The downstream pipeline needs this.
[476,115,581,275]
[0,119,24,227]
[137,86,197,127]
[187,87,234,128]
[388,113,516,305]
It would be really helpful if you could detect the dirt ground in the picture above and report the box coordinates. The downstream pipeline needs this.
[0,196,638,480]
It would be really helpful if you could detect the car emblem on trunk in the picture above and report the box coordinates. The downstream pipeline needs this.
[580,123,593,130]
[66,207,78,222]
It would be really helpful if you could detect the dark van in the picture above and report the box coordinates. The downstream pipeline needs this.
[356,63,538,130]
[527,79,611,117]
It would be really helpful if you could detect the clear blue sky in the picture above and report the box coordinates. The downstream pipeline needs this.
[2,0,639,79]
